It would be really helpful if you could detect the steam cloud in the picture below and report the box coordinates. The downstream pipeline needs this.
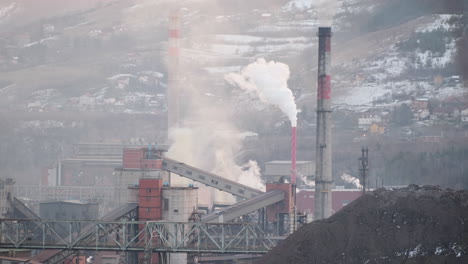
[225,58,298,127]
[311,0,341,26]
[298,171,315,187]
[168,125,264,204]
[167,103,265,205]
[341,173,362,189]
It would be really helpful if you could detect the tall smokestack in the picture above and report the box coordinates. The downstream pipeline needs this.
[167,8,181,131]
[291,127,297,185]
[291,125,297,233]
[314,27,333,220]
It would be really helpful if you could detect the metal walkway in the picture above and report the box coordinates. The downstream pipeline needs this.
[162,158,263,199]
[0,219,275,255]
[13,185,117,204]
[31,203,138,264]
[202,190,285,223]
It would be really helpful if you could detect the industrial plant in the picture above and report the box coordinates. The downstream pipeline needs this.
[0,14,360,263]
[0,1,467,264]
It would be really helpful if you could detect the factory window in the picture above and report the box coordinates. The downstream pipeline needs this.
[173,209,179,213]
[225,185,232,190]
[211,180,218,185]
[198,175,206,180]
[163,199,169,211]
[145,164,148,168]
[146,208,150,213]
[147,189,151,193]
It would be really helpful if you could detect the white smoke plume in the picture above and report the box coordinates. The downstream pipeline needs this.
[167,114,265,205]
[298,171,315,187]
[225,58,298,127]
[312,0,341,26]
[341,173,362,189]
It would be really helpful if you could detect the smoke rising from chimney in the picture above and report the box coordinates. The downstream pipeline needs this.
[225,58,298,127]
[167,104,264,205]
[341,173,362,189]
[312,0,341,26]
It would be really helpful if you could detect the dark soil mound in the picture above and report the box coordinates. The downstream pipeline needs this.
[258,185,468,264]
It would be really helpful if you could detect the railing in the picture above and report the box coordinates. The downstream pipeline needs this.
[0,219,276,254]
[12,185,117,202]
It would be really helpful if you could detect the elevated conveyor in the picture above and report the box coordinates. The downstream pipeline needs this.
[162,157,263,199]
[202,190,285,223]
[11,197,40,220]
[32,203,138,264]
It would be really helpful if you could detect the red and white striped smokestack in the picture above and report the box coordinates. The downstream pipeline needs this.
[314,27,333,220]
[291,126,297,185]
[168,8,181,130]
[169,10,180,58]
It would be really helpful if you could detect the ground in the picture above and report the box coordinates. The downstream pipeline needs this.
[258,185,468,264]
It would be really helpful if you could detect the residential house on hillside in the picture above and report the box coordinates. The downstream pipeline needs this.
[411,98,430,120]
[369,123,385,135]
[419,135,443,143]
[107,74,136,89]
[358,112,382,129]
[462,108,468,123]
[411,98,429,111]
[432,105,460,121]
[430,97,465,121]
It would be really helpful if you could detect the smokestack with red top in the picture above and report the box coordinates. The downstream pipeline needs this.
[291,127,297,185]
[314,27,333,220]
[168,8,181,131]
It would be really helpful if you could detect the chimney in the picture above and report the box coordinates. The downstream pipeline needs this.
[291,126,297,185]
[314,27,333,220]
[168,8,181,131]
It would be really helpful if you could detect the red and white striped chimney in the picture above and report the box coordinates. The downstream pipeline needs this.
[314,27,333,220]
[291,126,297,185]
[168,8,181,130]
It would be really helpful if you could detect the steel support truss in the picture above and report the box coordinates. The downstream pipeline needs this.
[0,219,276,254]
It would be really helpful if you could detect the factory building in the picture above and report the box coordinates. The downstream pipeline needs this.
[265,183,294,235]
[162,187,198,264]
[0,178,14,218]
[264,160,314,186]
[296,189,362,219]
[119,147,197,264]
[39,200,99,220]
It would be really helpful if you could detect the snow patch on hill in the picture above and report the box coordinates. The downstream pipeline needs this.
[417,14,462,33]
[0,2,17,23]
[210,34,314,56]
[416,39,456,68]
[282,0,313,11]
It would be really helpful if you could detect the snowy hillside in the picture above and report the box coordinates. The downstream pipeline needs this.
[0,0,464,113]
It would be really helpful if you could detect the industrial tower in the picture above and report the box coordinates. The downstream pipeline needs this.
[314,27,333,220]
[167,8,182,131]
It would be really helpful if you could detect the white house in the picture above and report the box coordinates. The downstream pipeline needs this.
[358,114,382,129]
[462,108,468,123]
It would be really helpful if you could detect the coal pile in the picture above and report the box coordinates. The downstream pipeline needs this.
[258,185,468,264]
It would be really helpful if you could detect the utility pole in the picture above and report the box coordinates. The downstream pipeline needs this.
[359,147,369,194]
